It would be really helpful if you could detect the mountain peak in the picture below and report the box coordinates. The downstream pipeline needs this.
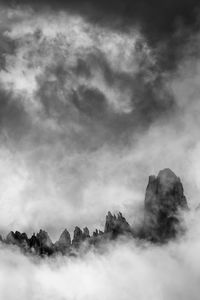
[144,169,188,242]
[104,211,131,238]
[0,168,190,255]
[158,168,178,178]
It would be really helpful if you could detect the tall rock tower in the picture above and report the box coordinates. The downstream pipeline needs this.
[143,168,188,242]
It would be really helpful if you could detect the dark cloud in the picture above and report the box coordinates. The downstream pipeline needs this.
[33,40,176,150]
[0,0,199,242]
[5,0,199,32]
[0,2,181,154]
[3,0,200,69]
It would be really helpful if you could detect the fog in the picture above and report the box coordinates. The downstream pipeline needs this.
[0,5,199,237]
[0,2,200,299]
[0,6,172,236]
[0,209,199,300]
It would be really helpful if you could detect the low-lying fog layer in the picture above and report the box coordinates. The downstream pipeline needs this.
[0,209,199,300]
[0,1,200,299]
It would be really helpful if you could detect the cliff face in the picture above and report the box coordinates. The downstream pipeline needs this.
[1,168,189,256]
[143,168,188,242]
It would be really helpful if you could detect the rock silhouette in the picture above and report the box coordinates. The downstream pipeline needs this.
[143,168,188,242]
[104,212,132,238]
[6,231,29,251]
[29,233,40,253]
[0,168,189,256]
[54,229,71,254]
[36,230,54,255]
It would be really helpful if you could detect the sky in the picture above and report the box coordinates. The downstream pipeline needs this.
[0,0,199,239]
[1,1,200,299]
[0,0,198,238]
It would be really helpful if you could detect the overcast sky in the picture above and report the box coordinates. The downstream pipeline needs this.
[2,1,200,300]
[0,1,200,241]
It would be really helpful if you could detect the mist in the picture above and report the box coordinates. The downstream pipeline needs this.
[0,209,200,300]
[0,1,200,299]
[0,4,199,235]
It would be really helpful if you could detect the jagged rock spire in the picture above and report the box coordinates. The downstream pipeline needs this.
[143,168,188,242]
[83,227,90,239]
[36,230,53,248]
[93,229,103,237]
[36,230,53,255]
[6,231,29,249]
[54,229,71,254]
[72,226,91,248]
[29,233,40,253]
[0,168,190,256]
[6,231,16,244]
[104,211,131,238]
[72,226,83,248]
[59,229,71,246]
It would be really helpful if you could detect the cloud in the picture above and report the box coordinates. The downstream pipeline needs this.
[0,4,198,242]
[0,3,200,299]
[0,209,200,300]
[0,8,175,148]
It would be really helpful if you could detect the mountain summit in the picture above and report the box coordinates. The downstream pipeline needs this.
[143,168,188,242]
[2,168,189,256]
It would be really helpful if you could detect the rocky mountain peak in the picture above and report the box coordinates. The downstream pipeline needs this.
[0,168,191,255]
[58,229,71,245]
[72,226,83,248]
[6,231,16,244]
[144,168,188,242]
[104,211,131,238]
[83,227,90,238]
[36,230,53,248]
[54,229,71,254]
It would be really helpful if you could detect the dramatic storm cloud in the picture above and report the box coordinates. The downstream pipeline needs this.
[0,1,199,235]
[0,4,177,236]
[1,1,200,298]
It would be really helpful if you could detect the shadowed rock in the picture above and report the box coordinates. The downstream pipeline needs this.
[72,226,83,248]
[6,231,17,244]
[104,211,131,238]
[143,168,188,242]
[54,229,71,254]
[36,230,54,255]
[72,226,91,249]
[83,227,90,239]
[0,168,190,255]
[29,233,40,254]
[6,231,29,250]
[93,229,103,237]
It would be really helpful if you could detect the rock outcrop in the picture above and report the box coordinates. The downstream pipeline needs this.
[83,227,90,239]
[143,168,188,242]
[36,230,54,255]
[0,168,189,256]
[29,233,40,253]
[72,227,84,248]
[104,211,131,238]
[92,229,103,237]
[6,231,29,250]
[54,229,71,254]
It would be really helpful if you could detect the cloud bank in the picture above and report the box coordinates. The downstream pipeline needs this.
[0,209,200,300]
[0,1,200,299]
[0,2,199,237]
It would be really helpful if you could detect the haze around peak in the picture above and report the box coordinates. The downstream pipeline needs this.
[0,2,199,242]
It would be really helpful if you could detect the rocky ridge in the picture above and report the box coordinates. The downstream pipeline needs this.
[1,169,188,256]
